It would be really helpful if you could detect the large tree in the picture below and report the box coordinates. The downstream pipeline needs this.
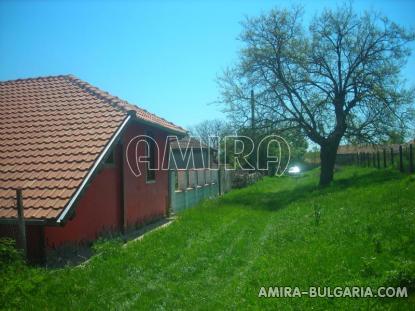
[219,4,414,185]
[188,119,233,150]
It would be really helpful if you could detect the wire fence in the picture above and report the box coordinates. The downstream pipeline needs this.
[336,143,414,174]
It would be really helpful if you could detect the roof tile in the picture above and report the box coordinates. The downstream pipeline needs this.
[0,75,185,221]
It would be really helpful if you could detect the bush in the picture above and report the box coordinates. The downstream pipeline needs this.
[0,237,46,309]
[0,238,23,266]
[231,171,262,188]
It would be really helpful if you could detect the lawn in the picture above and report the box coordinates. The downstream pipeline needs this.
[1,167,415,310]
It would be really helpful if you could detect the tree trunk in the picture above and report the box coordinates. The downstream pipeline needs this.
[319,143,339,186]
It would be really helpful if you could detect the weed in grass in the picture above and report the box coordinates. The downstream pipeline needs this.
[313,202,321,226]
[360,256,379,278]
[373,237,383,254]
[384,260,415,293]
[92,237,124,258]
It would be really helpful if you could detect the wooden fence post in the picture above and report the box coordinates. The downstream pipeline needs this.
[217,168,221,195]
[409,144,414,174]
[168,170,177,215]
[383,149,387,168]
[399,145,404,172]
[377,151,380,169]
[16,188,27,259]
[390,147,394,165]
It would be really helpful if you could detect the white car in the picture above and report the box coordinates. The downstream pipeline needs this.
[288,165,301,175]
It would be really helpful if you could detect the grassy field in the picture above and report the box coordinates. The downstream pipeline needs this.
[1,167,415,310]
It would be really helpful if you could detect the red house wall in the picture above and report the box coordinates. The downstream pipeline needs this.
[44,145,122,248]
[122,123,169,228]
[43,122,171,248]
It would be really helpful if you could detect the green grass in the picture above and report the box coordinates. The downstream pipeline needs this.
[2,167,415,310]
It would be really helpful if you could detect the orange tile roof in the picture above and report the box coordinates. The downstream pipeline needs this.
[0,75,186,222]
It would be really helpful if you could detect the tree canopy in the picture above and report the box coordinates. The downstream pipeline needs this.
[219,4,415,185]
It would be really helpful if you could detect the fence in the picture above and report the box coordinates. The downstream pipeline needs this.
[168,168,233,212]
[168,168,262,212]
[336,143,414,174]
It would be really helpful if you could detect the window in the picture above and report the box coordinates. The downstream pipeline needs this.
[146,131,156,182]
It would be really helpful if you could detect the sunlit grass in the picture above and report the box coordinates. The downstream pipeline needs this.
[1,167,415,309]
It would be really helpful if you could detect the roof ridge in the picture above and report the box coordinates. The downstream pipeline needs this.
[63,75,129,115]
[64,75,186,133]
[123,100,185,130]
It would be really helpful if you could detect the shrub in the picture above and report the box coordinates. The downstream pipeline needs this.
[0,238,23,266]
[231,171,262,188]
[0,238,46,309]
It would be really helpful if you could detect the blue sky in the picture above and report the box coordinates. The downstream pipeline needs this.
[1,0,414,130]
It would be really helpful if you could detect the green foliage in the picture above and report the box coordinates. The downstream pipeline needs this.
[0,237,22,266]
[386,130,407,144]
[0,238,46,309]
[231,171,262,189]
[1,167,415,309]
[223,127,307,174]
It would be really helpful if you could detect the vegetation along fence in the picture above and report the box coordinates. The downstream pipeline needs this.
[336,143,414,174]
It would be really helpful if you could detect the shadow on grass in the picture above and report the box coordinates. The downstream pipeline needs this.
[219,168,403,212]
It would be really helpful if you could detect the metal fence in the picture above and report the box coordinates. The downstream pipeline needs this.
[169,168,233,213]
[168,166,266,213]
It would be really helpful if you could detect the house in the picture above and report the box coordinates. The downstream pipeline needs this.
[169,137,217,170]
[0,75,186,262]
